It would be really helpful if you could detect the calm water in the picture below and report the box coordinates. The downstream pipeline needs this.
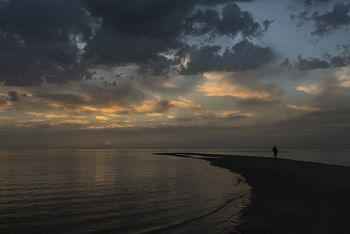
[1,149,349,234]
[0,149,251,234]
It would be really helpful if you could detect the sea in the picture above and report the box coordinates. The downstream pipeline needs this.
[1,149,349,234]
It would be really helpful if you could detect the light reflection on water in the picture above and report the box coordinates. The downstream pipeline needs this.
[0,149,250,234]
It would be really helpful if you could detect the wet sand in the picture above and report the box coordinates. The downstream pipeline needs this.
[156,153,350,234]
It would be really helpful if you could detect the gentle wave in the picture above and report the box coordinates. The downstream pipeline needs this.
[142,193,250,234]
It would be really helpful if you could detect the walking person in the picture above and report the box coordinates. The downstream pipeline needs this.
[272,145,278,159]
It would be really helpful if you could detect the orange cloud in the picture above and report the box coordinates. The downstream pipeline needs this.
[96,116,110,120]
[287,104,320,111]
[54,120,91,125]
[197,81,279,101]
[296,83,321,94]
[16,119,45,123]
[222,111,241,117]
[48,97,201,117]
[71,116,86,119]
[26,112,43,116]
[147,113,162,116]
[86,123,134,129]
[0,100,11,112]
[45,115,70,118]
[169,97,202,108]
[48,103,129,113]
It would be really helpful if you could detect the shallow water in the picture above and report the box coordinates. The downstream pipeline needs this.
[0,149,250,234]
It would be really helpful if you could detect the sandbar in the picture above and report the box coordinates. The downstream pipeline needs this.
[156,153,350,234]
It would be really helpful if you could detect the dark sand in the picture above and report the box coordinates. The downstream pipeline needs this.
[156,153,350,234]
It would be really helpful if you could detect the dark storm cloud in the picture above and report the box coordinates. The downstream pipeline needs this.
[181,40,274,75]
[262,20,274,31]
[297,56,331,70]
[84,30,163,64]
[0,0,94,86]
[282,54,349,70]
[82,1,265,77]
[294,2,350,36]
[8,91,19,101]
[0,0,269,86]
[80,0,257,41]
[304,0,312,5]
[302,0,333,6]
[199,0,254,4]
[280,58,292,69]
[79,0,193,42]
[185,3,260,38]
[197,112,251,123]
[312,2,350,36]
[83,29,180,77]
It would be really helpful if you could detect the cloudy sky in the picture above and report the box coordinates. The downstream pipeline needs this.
[0,0,350,149]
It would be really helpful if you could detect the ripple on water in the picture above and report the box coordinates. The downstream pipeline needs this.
[0,149,251,234]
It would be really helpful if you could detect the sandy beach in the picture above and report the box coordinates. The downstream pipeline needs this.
[157,153,350,234]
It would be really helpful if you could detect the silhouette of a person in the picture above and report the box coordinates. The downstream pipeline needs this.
[272,145,278,159]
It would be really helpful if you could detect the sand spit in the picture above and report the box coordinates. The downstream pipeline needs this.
[156,153,350,234]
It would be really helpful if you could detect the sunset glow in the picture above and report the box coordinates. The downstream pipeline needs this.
[0,0,350,148]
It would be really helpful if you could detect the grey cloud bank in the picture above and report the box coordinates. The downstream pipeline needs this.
[0,0,350,149]
[0,0,278,87]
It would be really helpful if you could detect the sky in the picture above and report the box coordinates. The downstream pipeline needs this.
[0,0,350,149]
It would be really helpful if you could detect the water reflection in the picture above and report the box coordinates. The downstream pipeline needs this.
[0,149,250,234]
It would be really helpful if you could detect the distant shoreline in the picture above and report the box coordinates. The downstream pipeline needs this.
[155,153,350,234]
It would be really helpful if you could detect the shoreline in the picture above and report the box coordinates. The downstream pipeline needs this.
[156,153,350,234]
